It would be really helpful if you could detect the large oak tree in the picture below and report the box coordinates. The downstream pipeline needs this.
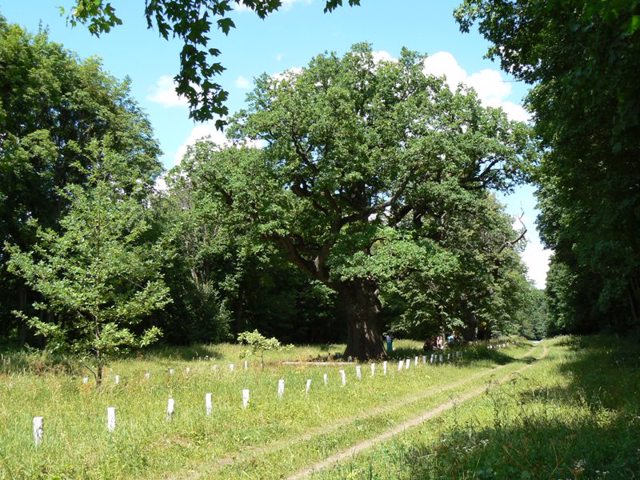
[185,45,535,359]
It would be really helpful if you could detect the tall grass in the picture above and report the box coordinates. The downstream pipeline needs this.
[0,338,530,479]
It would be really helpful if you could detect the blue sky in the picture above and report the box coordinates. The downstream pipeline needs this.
[0,0,549,286]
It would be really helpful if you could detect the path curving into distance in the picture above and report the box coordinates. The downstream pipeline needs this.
[286,343,549,480]
[168,343,545,480]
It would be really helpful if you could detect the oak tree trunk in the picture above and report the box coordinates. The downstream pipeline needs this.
[338,280,385,361]
[461,311,478,342]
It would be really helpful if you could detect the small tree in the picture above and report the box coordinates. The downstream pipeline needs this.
[237,329,289,369]
[6,155,170,385]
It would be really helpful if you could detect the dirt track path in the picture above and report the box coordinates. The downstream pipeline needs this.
[285,343,549,480]
[168,344,541,480]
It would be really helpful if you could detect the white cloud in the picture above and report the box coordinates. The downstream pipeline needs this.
[271,66,303,83]
[276,53,284,61]
[512,215,550,288]
[233,1,252,12]
[522,240,551,289]
[466,69,511,106]
[372,50,397,65]
[172,123,265,167]
[422,52,531,122]
[147,75,189,108]
[173,122,229,166]
[282,0,312,8]
[154,176,168,193]
[498,101,530,123]
[235,75,252,89]
[422,51,467,89]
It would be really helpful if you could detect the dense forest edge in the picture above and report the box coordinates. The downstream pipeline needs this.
[1,0,639,372]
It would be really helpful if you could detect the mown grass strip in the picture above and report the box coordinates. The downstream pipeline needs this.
[283,344,548,480]
[310,336,640,480]
[172,344,542,479]
[0,341,527,479]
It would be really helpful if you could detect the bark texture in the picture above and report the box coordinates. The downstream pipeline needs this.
[338,280,385,360]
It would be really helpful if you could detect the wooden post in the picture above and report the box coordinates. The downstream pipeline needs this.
[339,369,346,386]
[114,375,120,385]
[277,379,285,398]
[167,398,175,420]
[323,373,328,386]
[144,372,150,380]
[439,354,444,363]
[33,416,43,447]
[355,365,362,380]
[82,376,89,384]
[244,360,248,371]
[370,363,376,376]
[205,393,212,416]
[168,368,175,376]
[242,389,250,409]
[414,356,419,367]
[185,367,190,375]
[229,364,235,372]
[397,360,403,371]
[422,355,427,364]
[405,358,410,369]
[305,379,312,394]
[107,407,116,432]
[383,361,387,375]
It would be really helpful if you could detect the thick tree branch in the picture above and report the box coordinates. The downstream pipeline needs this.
[498,210,527,254]
[291,177,333,217]
[268,234,318,277]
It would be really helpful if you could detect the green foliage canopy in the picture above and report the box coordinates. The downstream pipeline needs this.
[0,15,162,342]
[159,152,340,344]
[456,0,640,331]
[187,44,536,358]
[64,0,362,125]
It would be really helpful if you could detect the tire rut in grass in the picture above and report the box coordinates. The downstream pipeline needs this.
[285,343,549,480]
[168,344,541,480]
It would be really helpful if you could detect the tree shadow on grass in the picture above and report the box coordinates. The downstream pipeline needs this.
[0,349,79,375]
[388,345,427,359]
[400,408,640,480]
[391,343,524,366]
[456,346,519,366]
[388,335,640,480]
[0,344,225,376]
[139,344,224,361]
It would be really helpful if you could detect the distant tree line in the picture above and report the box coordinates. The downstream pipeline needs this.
[0,15,547,362]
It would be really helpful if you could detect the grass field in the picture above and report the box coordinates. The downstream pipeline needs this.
[0,336,638,479]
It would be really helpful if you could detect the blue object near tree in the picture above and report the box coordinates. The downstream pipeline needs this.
[385,334,393,354]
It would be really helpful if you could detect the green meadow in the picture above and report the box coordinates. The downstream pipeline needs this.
[1,336,636,479]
